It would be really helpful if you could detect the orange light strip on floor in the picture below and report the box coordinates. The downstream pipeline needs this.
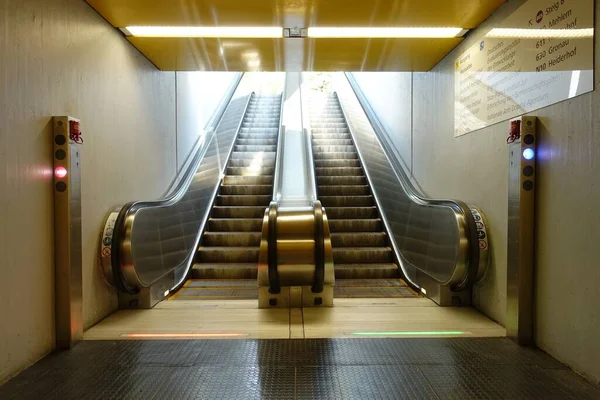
[122,333,249,338]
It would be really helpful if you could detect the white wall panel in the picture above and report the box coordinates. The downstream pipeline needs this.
[0,0,176,384]
[176,72,239,170]
[410,0,600,383]
[351,72,413,171]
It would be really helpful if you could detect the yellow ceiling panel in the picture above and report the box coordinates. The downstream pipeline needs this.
[86,0,504,28]
[304,38,463,71]
[86,0,287,27]
[129,37,462,72]
[86,0,505,71]
[129,38,283,71]
[309,0,505,29]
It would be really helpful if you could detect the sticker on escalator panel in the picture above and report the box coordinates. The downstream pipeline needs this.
[101,211,119,264]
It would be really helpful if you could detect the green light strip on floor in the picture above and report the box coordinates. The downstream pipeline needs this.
[349,331,468,336]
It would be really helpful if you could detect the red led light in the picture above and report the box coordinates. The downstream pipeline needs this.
[55,166,68,179]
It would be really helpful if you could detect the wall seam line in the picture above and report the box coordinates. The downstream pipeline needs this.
[175,72,179,172]
[410,72,414,174]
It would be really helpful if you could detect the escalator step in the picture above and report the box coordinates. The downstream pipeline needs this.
[220,185,272,195]
[177,94,281,300]
[208,218,263,232]
[313,152,358,160]
[309,94,420,299]
[212,206,266,219]
[191,263,258,279]
[216,195,271,207]
[223,175,273,185]
[318,185,370,196]
[203,232,261,247]
[197,246,260,263]
[333,247,394,263]
[315,167,364,176]
[334,264,399,279]
[325,206,379,219]
[320,196,375,207]
[315,159,361,168]
[317,176,367,185]
[231,151,276,160]
[331,232,387,247]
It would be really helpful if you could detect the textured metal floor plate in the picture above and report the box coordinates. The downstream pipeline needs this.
[185,279,257,288]
[173,287,258,299]
[2,339,599,399]
[296,366,438,400]
[334,279,417,298]
[171,280,258,299]
[334,286,416,297]
[335,279,406,287]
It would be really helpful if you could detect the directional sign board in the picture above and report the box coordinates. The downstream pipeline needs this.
[455,0,594,137]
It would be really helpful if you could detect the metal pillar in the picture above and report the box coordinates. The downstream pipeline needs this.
[52,116,84,349]
[506,116,537,345]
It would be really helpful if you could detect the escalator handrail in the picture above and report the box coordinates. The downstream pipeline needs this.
[340,73,480,290]
[267,89,285,293]
[300,76,319,202]
[267,202,280,294]
[300,78,325,293]
[272,91,286,202]
[110,80,253,293]
[312,201,325,294]
[164,73,243,196]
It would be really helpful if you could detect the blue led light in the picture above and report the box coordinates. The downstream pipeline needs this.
[523,148,535,160]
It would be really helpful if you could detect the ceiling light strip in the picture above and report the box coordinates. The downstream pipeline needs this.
[485,28,594,39]
[307,27,466,38]
[125,26,283,38]
[123,26,467,39]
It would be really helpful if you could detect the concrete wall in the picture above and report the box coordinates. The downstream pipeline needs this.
[0,0,177,384]
[351,0,600,384]
[176,72,239,170]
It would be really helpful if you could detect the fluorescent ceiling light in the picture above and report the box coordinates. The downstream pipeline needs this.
[123,26,466,39]
[485,28,594,39]
[307,27,466,38]
[125,26,283,38]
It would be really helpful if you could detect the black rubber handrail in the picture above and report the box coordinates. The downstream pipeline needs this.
[312,202,325,294]
[111,201,138,295]
[267,202,280,294]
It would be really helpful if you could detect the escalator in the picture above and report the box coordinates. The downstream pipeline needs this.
[103,72,486,309]
[309,94,417,298]
[171,94,283,300]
